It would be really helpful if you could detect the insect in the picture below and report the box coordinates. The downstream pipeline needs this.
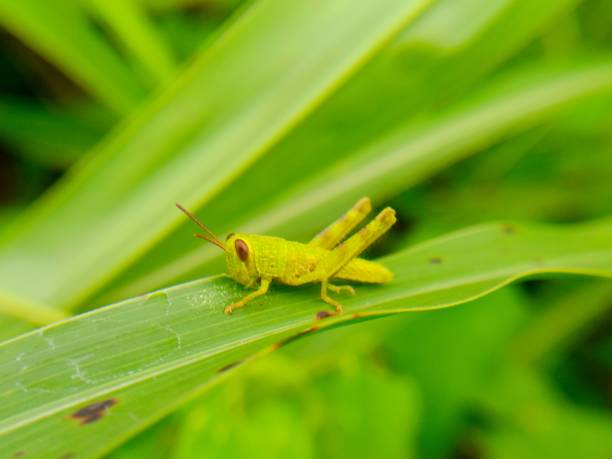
[176,197,396,315]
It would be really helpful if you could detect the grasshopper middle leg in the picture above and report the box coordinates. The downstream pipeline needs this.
[320,279,344,313]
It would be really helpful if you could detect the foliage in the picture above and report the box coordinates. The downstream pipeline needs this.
[0,0,611,458]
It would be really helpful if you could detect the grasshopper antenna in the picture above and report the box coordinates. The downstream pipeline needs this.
[176,203,226,251]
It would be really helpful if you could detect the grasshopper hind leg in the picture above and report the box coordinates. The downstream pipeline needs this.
[309,197,371,249]
[319,207,396,315]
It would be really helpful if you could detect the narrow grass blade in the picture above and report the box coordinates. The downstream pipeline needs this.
[0,0,146,113]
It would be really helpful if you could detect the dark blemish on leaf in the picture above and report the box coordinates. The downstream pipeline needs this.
[316,310,333,320]
[429,256,443,264]
[13,452,25,458]
[70,399,117,425]
[501,223,516,234]
[57,454,75,459]
[217,360,243,373]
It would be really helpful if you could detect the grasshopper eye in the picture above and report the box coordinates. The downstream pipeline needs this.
[235,239,249,262]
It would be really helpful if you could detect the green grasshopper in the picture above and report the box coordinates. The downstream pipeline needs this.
[176,197,396,315]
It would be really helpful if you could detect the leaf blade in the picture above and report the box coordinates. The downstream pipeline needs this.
[1,218,611,458]
[0,0,146,113]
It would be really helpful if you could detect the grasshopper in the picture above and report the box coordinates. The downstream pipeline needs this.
[176,197,396,315]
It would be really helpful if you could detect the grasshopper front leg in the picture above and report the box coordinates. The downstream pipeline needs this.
[225,278,271,315]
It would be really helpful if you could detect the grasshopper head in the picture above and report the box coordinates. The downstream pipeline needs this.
[224,233,258,287]
[176,204,257,287]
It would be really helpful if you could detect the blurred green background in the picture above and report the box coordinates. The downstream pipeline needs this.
[0,0,611,458]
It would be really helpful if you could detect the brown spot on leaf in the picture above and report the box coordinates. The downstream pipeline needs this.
[316,310,333,320]
[217,360,243,373]
[429,256,443,264]
[13,452,25,458]
[70,399,117,425]
[57,454,75,459]
[502,223,516,234]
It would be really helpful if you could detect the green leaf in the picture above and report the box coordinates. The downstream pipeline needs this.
[313,365,419,459]
[474,366,612,459]
[1,218,611,458]
[174,384,317,459]
[0,0,146,114]
[81,0,176,86]
[384,287,529,457]
[0,0,432,314]
[509,280,612,365]
[0,99,111,168]
[0,290,68,325]
[396,0,581,55]
[396,0,513,51]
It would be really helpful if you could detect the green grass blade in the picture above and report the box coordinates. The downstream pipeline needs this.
[0,0,146,114]
[0,290,68,325]
[509,281,612,365]
[0,218,611,458]
[0,99,110,168]
[395,0,513,50]
[82,0,176,86]
[0,0,432,312]
[395,0,581,52]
